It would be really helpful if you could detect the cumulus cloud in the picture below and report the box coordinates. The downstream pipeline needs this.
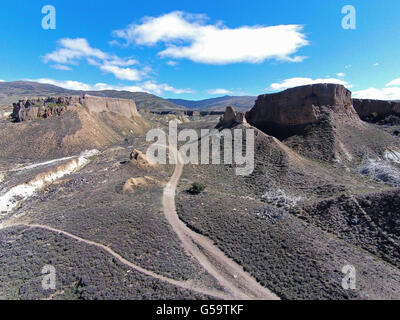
[267,77,351,91]
[352,78,400,100]
[28,78,192,96]
[113,11,309,65]
[99,64,141,81]
[352,87,400,100]
[386,78,400,87]
[51,64,72,71]
[373,62,380,67]
[31,78,94,91]
[43,38,143,81]
[337,72,345,77]
[206,88,233,95]
[166,60,178,66]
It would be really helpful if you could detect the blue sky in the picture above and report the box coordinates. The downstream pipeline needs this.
[1,0,400,100]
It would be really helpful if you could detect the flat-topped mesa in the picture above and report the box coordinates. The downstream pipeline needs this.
[80,94,140,119]
[245,83,358,140]
[353,98,400,120]
[11,94,141,122]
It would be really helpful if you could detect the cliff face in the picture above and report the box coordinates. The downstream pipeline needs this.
[12,97,79,122]
[244,83,400,164]
[81,95,140,119]
[245,84,358,140]
[353,99,400,120]
[12,95,141,122]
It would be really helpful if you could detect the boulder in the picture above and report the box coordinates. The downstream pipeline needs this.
[129,149,156,168]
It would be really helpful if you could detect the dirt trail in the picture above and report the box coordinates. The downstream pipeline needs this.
[163,142,279,300]
[0,222,230,300]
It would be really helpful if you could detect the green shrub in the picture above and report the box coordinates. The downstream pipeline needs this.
[188,182,206,194]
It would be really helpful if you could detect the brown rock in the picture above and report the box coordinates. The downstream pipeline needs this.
[11,94,142,122]
[129,149,155,168]
[353,99,400,120]
[81,95,140,119]
[245,83,358,139]
[217,106,247,128]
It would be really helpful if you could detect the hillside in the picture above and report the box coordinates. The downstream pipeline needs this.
[0,81,186,112]
[169,95,256,111]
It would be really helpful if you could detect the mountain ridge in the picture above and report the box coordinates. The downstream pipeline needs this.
[0,81,186,112]
[168,95,256,111]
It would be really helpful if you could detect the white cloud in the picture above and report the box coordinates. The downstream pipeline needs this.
[352,78,400,100]
[31,78,93,91]
[267,77,351,91]
[0,79,5,82]
[43,38,143,81]
[373,62,380,67]
[166,60,178,66]
[28,78,192,96]
[353,87,400,100]
[139,81,194,95]
[386,78,400,87]
[113,11,309,65]
[206,88,233,95]
[337,72,345,77]
[51,64,72,71]
[43,38,107,64]
[99,64,141,81]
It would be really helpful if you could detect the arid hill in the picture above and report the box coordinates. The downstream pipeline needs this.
[0,81,186,112]
[244,83,400,163]
[0,95,150,161]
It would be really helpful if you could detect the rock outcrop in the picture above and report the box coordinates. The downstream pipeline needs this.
[353,99,400,120]
[244,83,400,164]
[217,106,247,128]
[12,96,80,122]
[245,84,357,140]
[129,149,156,168]
[12,94,141,122]
[122,176,157,194]
[81,95,140,119]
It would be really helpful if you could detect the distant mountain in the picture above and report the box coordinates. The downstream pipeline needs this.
[0,81,186,112]
[169,95,256,111]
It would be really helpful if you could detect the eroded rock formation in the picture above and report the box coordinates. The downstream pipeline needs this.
[353,99,400,120]
[245,84,358,140]
[12,95,141,122]
[217,106,247,128]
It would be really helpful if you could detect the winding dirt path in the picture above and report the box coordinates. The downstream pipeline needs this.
[163,141,279,300]
[0,137,279,300]
[0,222,230,300]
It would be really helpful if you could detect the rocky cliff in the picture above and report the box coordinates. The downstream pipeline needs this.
[12,95,141,122]
[245,83,399,163]
[2,95,149,160]
[353,98,400,120]
[245,84,357,140]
